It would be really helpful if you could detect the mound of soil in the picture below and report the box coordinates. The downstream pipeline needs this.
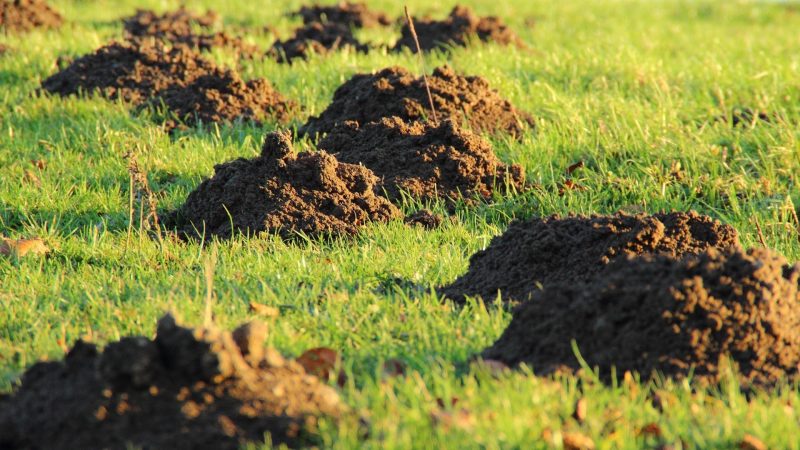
[0,0,62,33]
[482,248,800,387]
[172,131,400,239]
[293,2,391,28]
[318,117,525,202]
[123,7,258,57]
[0,314,345,449]
[268,21,369,63]
[301,65,533,138]
[393,6,521,52]
[405,209,444,229]
[440,211,740,304]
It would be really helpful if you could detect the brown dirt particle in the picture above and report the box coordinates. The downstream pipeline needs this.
[293,2,391,28]
[0,0,62,33]
[405,209,444,229]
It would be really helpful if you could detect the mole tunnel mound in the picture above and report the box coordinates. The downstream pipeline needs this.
[292,2,391,28]
[482,247,800,388]
[268,21,369,64]
[300,65,533,139]
[171,131,400,240]
[440,211,740,304]
[0,0,62,33]
[0,314,345,450]
[318,116,525,203]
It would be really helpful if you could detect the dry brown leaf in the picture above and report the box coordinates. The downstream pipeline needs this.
[0,238,49,258]
[638,422,663,438]
[296,347,339,380]
[573,397,587,423]
[739,434,767,450]
[248,301,280,318]
[563,432,595,450]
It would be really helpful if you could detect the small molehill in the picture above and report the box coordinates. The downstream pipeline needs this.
[0,314,345,449]
[319,117,525,202]
[172,131,400,240]
[393,6,521,52]
[0,0,62,33]
[269,21,369,63]
[482,248,800,387]
[301,65,533,138]
[293,2,391,28]
[405,209,444,229]
[440,211,740,304]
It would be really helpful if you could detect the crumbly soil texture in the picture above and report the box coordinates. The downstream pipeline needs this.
[318,117,525,203]
[440,211,740,304]
[123,7,258,57]
[393,6,521,52]
[482,247,800,387]
[0,0,61,33]
[172,131,400,240]
[405,209,444,229]
[42,40,295,129]
[293,2,391,28]
[0,314,345,450]
[269,21,369,63]
[301,65,533,138]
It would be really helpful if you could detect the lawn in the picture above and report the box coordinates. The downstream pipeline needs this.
[2,0,800,448]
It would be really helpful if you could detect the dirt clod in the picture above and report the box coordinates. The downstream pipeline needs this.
[293,2,391,28]
[0,0,62,33]
[394,6,521,52]
[172,130,400,240]
[319,117,525,202]
[482,247,800,387]
[405,210,444,229]
[441,211,740,304]
[0,314,345,449]
[301,65,533,138]
[269,21,369,63]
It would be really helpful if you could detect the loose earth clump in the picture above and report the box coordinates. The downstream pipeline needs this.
[268,21,369,63]
[123,7,258,57]
[301,65,534,138]
[405,209,444,229]
[393,6,521,52]
[0,314,345,449]
[482,247,800,387]
[172,131,400,240]
[318,117,525,202]
[292,2,391,28]
[0,0,62,33]
[440,211,740,304]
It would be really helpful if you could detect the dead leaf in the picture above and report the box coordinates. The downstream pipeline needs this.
[296,347,339,380]
[566,161,585,175]
[0,238,49,258]
[638,422,663,438]
[573,398,587,423]
[31,159,47,170]
[563,432,595,450]
[248,302,279,318]
[558,179,588,195]
[739,435,767,450]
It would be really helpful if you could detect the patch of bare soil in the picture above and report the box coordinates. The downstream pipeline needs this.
[482,247,800,387]
[393,5,521,52]
[440,211,740,304]
[0,314,345,449]
[123,7,259,57]
[405,209,444,229]
[301,65,533,138]
[318,117,525,203]
[172,131,400,240]
[0,0,62,33]
[268,21,369,63]
[293,2,391,28]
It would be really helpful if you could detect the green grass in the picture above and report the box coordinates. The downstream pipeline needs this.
[2,0,800,448]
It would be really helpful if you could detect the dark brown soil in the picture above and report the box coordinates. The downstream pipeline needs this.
[293,2,391,28]
[268,21,369,63]
[482,247,800,387]
[123,7,258,57]
[440,211,740,304]
[393,6,522,52]
[318,117,525,202]
[0,314,345,449]
[405,209,444,229]
[300,65,534,138]
[0,0,62,33]
[172,130,400,240]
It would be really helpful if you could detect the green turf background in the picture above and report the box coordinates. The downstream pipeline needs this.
[2,0,800,448]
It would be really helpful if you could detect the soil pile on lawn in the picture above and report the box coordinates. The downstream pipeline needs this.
[393,6,521,52]
[0,314,345,449]
[269,21,369,63]
[440,211,740,304]
[301,65,533,138]
[482,247,800,387]
[0,0,62,33]
[318,117,525,202]
[405,209,444,229]
[293,2,391,28]
[123,7,258,57]
[172,130,400,239]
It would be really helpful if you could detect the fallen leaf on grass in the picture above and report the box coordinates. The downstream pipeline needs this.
[637,422,663,438]
[296,347,344,386]
[563,432,595,450]
[0,238,49,258]
[573,398,587,423]
[739,434,767,450]
[566,160,585,175]
[248,301,280,318]
[558,179,588,195]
